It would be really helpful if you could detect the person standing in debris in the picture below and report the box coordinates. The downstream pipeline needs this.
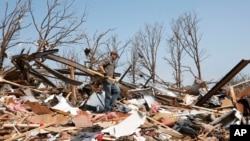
[98,50,121,112]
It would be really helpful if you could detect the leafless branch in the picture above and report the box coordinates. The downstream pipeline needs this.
[0,0,30,70]
[28,0,87,52]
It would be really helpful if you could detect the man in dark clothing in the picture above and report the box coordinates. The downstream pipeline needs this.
[98,50,121,112]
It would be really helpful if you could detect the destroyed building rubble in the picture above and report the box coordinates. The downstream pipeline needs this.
[0,49,250,141]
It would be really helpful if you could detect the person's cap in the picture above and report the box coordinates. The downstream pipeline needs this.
[111,50,119,57]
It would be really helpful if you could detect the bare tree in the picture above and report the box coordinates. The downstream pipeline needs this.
[83,31,129,70]
[82,29,114,69]
[137,22,163,83]
[164,18,185,88]
[177,11,208,80]
[28,0,87,52]
[127,35,144,84]
[0,0,30,70]
[105,35,128,63]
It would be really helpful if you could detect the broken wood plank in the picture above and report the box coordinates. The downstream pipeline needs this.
[181,103,225,115]
[0,77,45,94]
[145,114,184,139]
[235,86,250,99]
[39,127,77,133]
[7,121,55,141]
[3,124,40,128]
[232,79,250,87]
[87,68,117,82]
[214,105,233,110]
[69,65,77,105]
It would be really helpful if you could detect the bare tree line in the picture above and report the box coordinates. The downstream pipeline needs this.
[1,0,222,88]
[164,11,208,88]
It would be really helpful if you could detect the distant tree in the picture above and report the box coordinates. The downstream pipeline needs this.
[28,0,87,52]
[136,22,164,83]
[229,73,250,86]
[164,18,185,88]
[0,0,30,70]
[174,11,208,80]
[104,35,128,66]
[26,0,88,99]
[127,35,144,84]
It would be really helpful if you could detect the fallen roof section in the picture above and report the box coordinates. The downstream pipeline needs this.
[195,59,250,106]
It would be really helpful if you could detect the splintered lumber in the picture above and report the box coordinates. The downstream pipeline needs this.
[229,86,237,105]
[117,101,183,138]
[214,105,233,110]
[3,124,40,128]
[195,59,250,106]
[69,65,77,105]
[137,109,183,138]
[87,68,117,82]
[235,86,250,99]
[0,77,45,94]
[180,103,225,115]
[41,127,77,133]
[0,107,6,111]
[145,115,183,139]
[7,121,55,141]
[232,79,250,87]
[203,123,222,138]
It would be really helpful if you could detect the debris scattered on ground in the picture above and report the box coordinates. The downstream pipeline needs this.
[0,50,249,140]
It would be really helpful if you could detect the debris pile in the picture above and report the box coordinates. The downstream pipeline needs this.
[0,50,249,141]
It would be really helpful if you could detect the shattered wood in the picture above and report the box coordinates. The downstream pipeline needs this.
[0,50,248,140]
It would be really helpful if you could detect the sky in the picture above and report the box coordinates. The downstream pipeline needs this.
[78,0,250,86]
[2,0,250,86]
